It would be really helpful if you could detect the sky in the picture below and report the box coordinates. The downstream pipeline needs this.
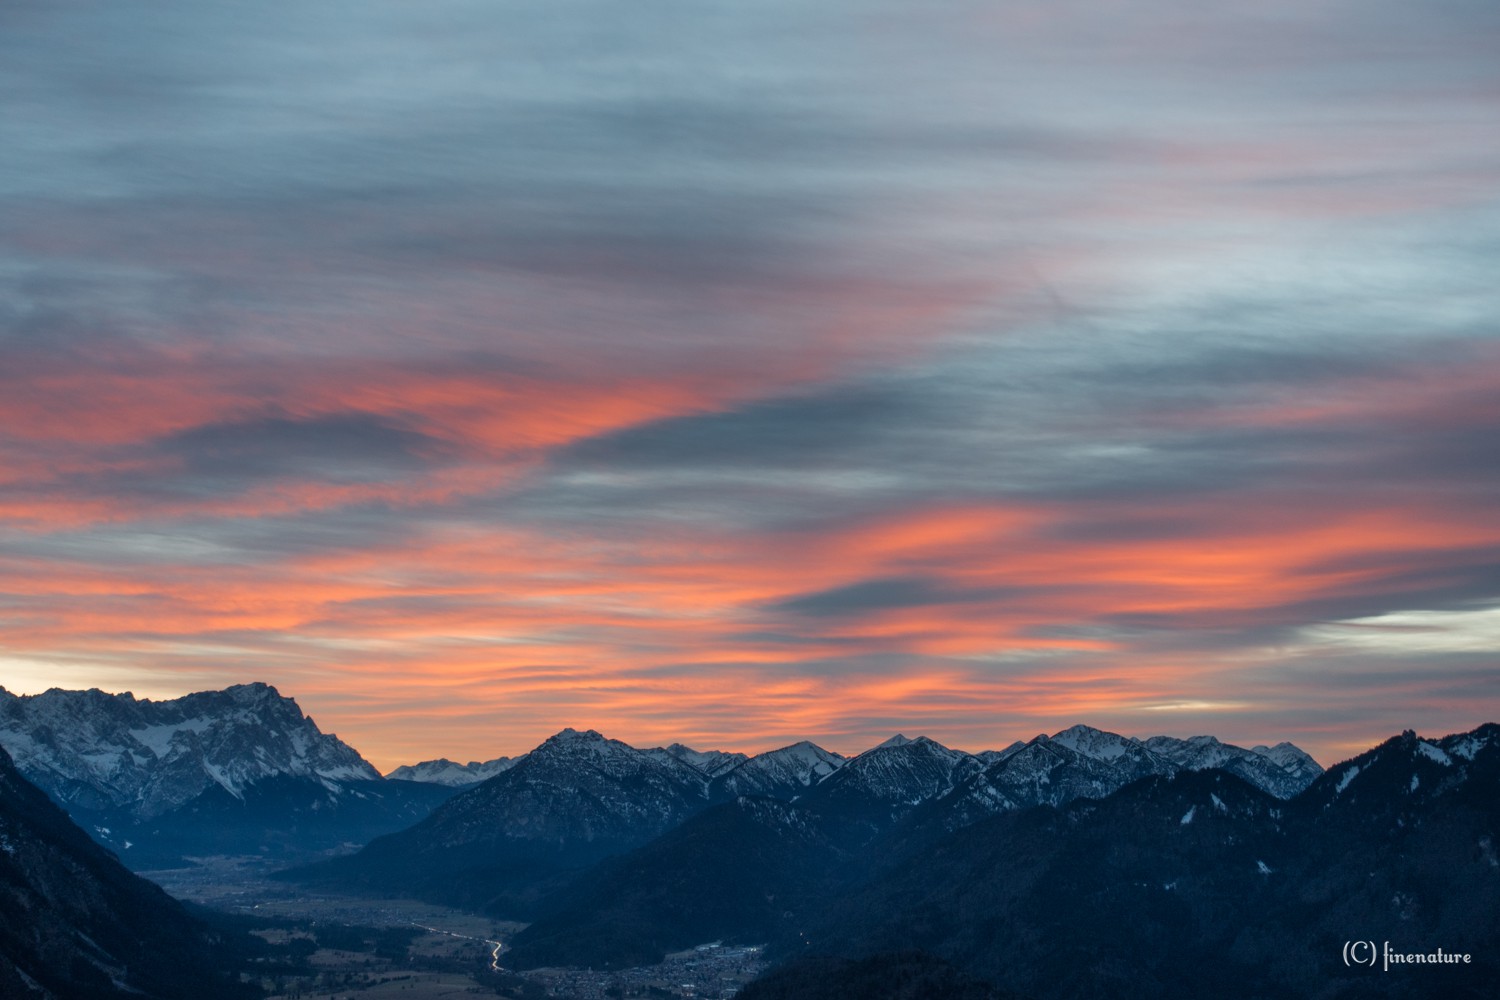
[2,0,1498,770]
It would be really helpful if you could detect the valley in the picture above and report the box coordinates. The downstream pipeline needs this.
[142,855,766,1000]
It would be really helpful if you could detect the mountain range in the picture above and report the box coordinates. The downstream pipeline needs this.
[1,681,1494,998]
[780,725,1500,999]
[0,682,1328,882]
[287,716,1326,936]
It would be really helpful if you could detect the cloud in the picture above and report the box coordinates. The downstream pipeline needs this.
[155,411,447,483]
[1,0,1497,769]
[773,576,991,618]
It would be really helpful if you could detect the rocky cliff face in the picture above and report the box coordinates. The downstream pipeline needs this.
[0,682,378,819]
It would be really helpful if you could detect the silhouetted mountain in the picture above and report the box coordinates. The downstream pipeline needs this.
[932,728,1175,830]
[781,724,1499,999]
[506,796,848,970]
[0,745,254,999]
[305,723,1327,961]
[287,728,715,913]
[485,724,1488,998]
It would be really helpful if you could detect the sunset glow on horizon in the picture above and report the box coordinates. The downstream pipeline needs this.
[3,0,1497,771]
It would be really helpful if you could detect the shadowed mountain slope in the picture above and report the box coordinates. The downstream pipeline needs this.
[0,745,253,999]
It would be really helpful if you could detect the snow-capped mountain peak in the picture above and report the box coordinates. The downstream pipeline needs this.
[809,734,980,819]
[710,740,846,800]
[1252,741,1322,775]
[1146,734,1323,799]
[1049,724,1146,761]
[521,729,709,792]
[0,683,379,818]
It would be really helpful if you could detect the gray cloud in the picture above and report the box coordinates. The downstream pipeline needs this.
[158,413,448,484]
[564,384,917,470]
[774,576,980,618]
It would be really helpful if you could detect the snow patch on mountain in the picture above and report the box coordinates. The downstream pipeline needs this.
[1416,742,1452,766]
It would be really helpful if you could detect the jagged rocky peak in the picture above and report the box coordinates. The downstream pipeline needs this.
[519,728,711,789]
[1441,722,1500,761]
[535,727,625,760]
[712,740,846,799]
[1049,723,1150,760]
[543,727,609,750]
[1143,732,1323,798]
[811,732,981,812]
[875,733,915,749]
[774,739,846,770]
[1253,740,1323,773]
[0,682,380,819]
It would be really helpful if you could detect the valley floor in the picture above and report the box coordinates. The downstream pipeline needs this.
[138,856,767,1000]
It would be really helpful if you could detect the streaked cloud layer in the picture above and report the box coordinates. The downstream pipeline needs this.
[3,0,1497,767]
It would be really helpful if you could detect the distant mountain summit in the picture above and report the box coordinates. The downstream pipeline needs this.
[295,726,719,912]
[1144,733,1321,799]
[805,735,981,830]
[643,742,749,778]
[938,724,1321,829]
[712,740,846,799]
[386,756,517,786]
[0,682,377,819]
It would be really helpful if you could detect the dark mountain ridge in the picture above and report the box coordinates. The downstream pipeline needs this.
[780,723,1500,999]
[286,727,720,912]
[0,744,253,999]
[285,721,1325,921]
